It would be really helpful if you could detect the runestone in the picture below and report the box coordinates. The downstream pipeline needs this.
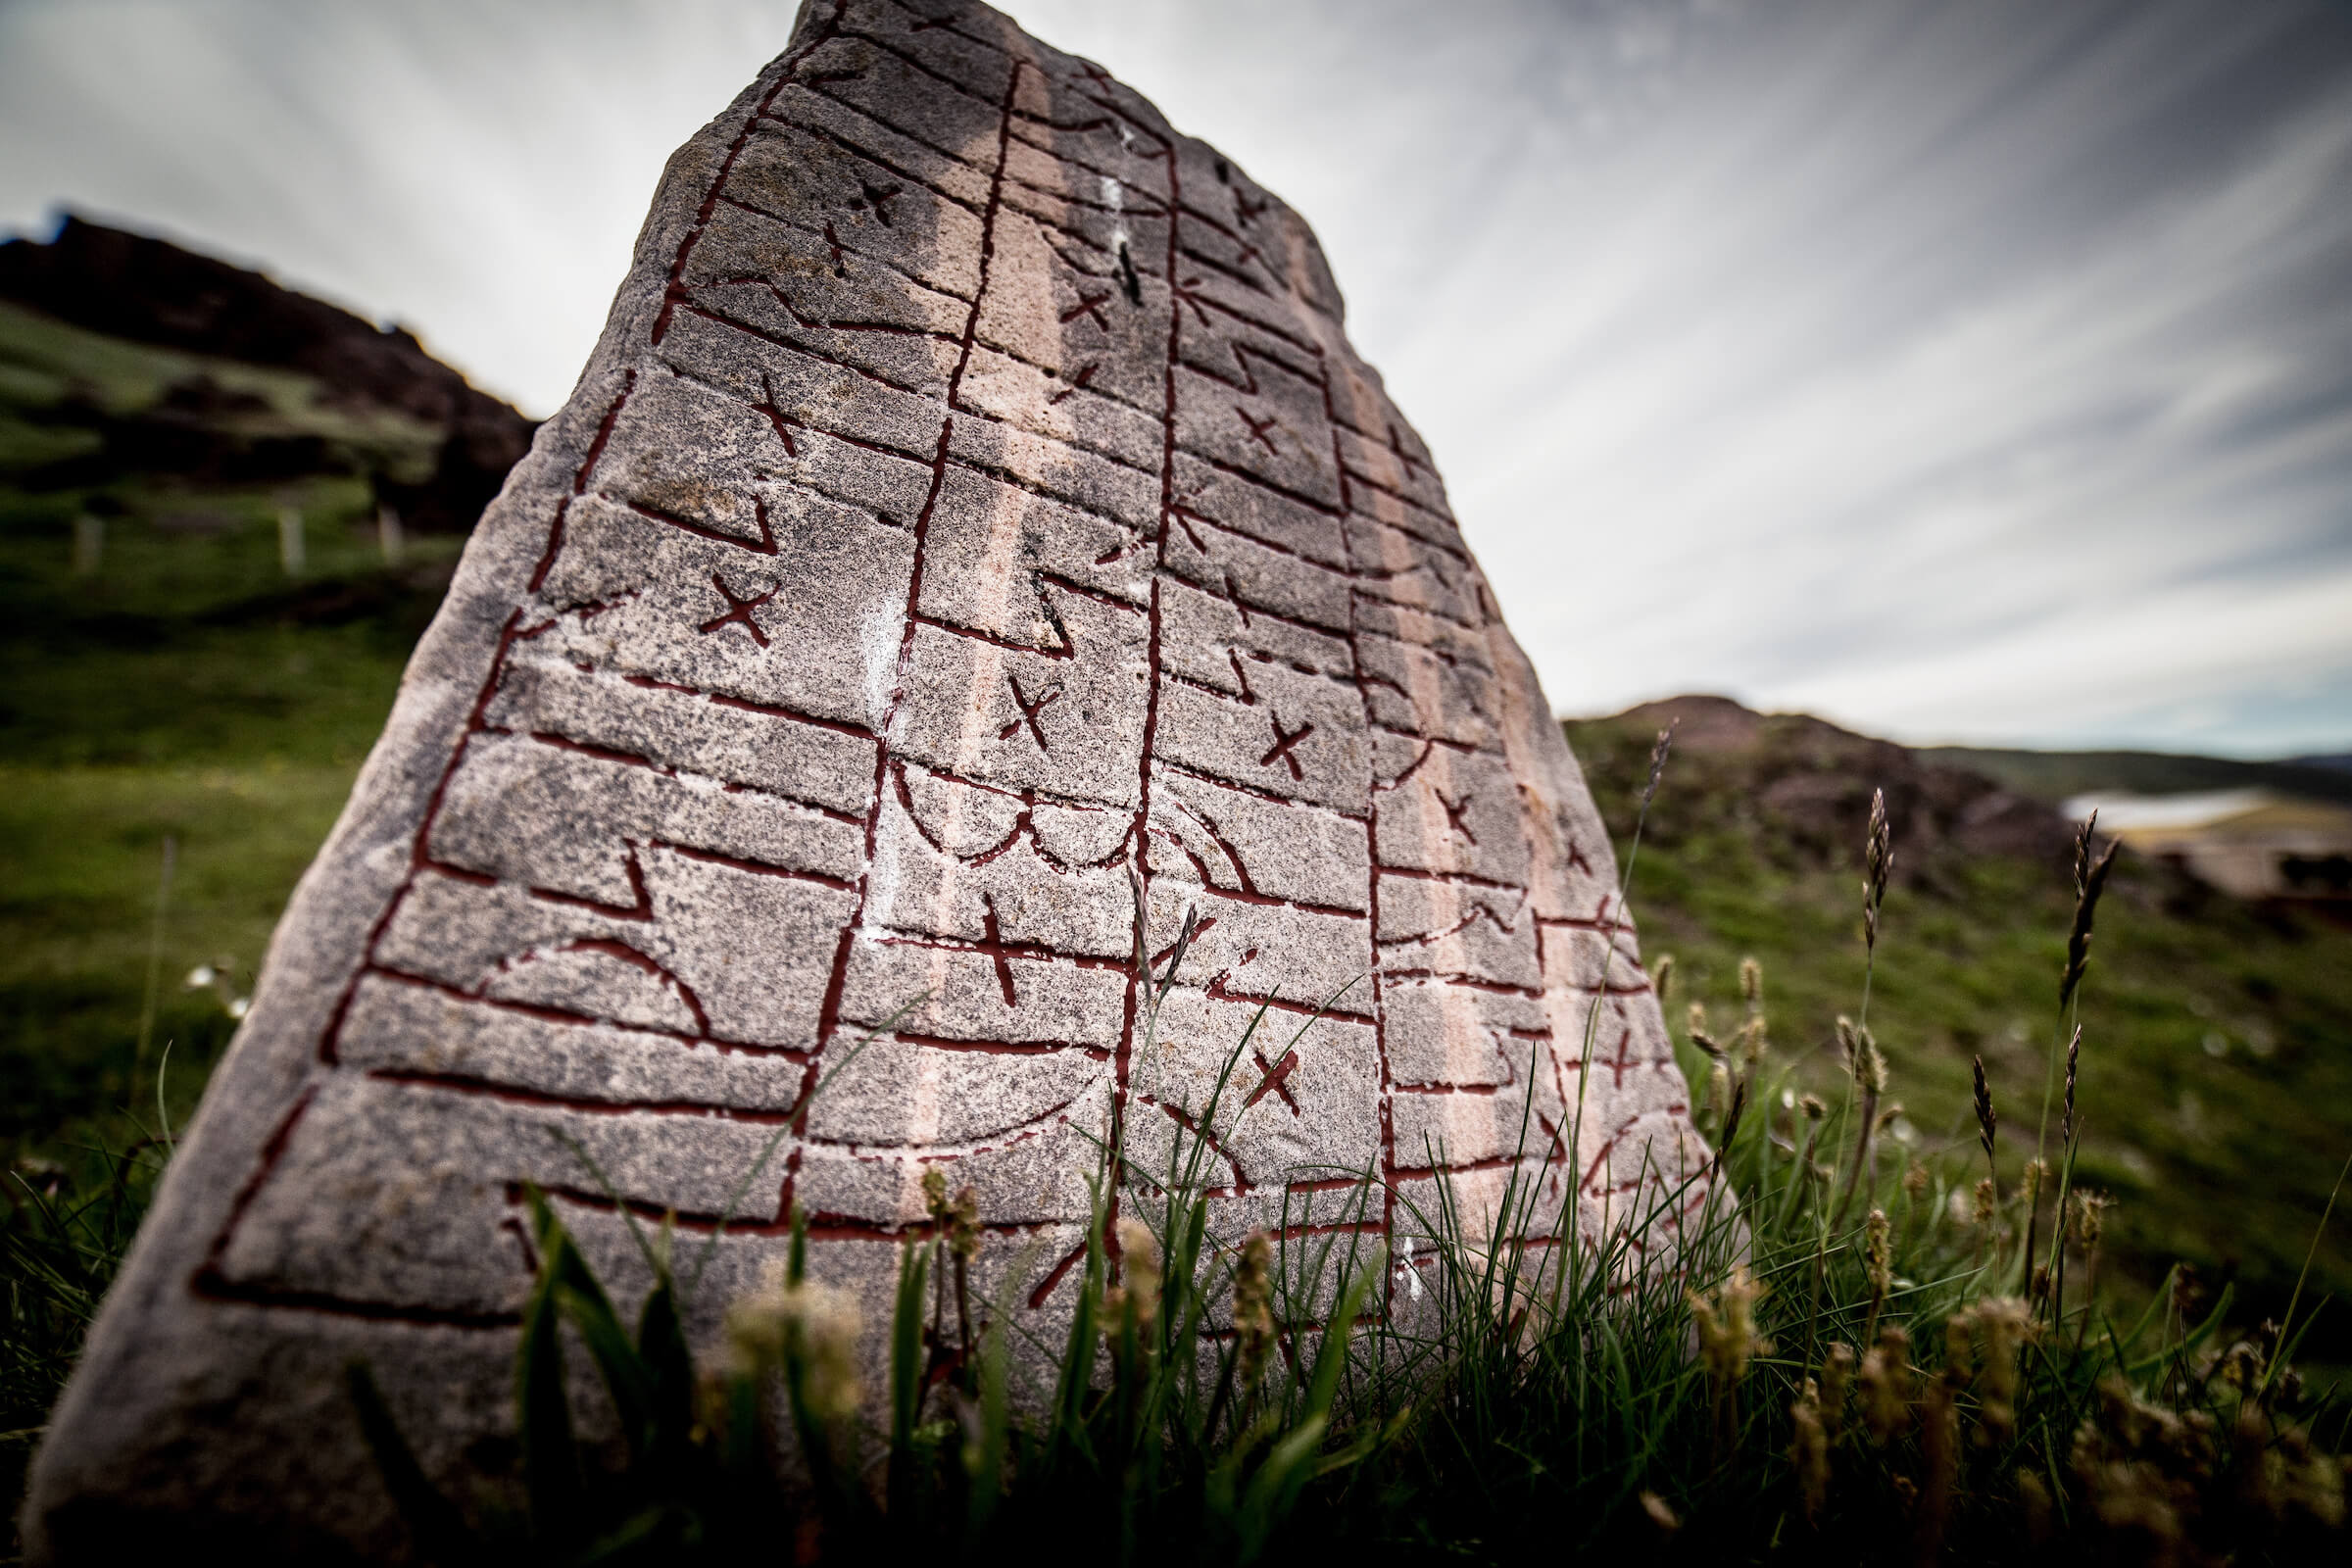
[28,0,1704,1554]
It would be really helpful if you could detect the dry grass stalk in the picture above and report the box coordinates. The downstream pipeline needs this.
[1790,1378,1831,1526]
[1865,1208,1894,1343]
[2062,1024,2082,1149]
[2061,831,2120,1009]
[1835,1014,1889,1223]
[1972,1054,1998,1182]
[1864,786,1893,957]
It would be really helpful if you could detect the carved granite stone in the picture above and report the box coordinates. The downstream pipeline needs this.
[26,1,1703,1554]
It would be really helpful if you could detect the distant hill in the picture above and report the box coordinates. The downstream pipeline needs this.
[1920,743,2352,809]
[2289,753,2352,775]
[1591,693,2075,878]
[0,216,533,529]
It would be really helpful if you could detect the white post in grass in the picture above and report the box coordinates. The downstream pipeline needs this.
[277,506,305,576]
[72,513,104,576]
[376,503,405,565]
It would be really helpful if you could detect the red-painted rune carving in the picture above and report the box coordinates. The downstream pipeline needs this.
[1241,1048,1301,1115]
[1438,789,1478,845]
[1236,407,1281,455]
[997,674,1061,749]
[1059,292,1114,332]
[1258,712,1313,778]
[696,573,777,645]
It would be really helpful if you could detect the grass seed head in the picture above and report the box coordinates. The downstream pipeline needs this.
[2071,1190,2111,1250]
[1115,1216,1162,1329]
[1866,1208,1892,1301]
[727,1268,863,1423]
[1904,1161,1930,1200]
[1652,952,1675,1008]
[1821,1343,1855,1443]
[1860,1325,1913,1444]
[1740,956,1763,1008]
[1690,1264,1768,1390]
[1790,1380,1832,1526]
[1233,1228,1274,1387]
[923,1166,982,1260]
[1864,788,1893,950]
[2061,839,2120,1007]
[1641,724,1675,819]
[1973,1177,1998,1228]
[1974,1298,2034,1429]
[1687,1002,1722,1060]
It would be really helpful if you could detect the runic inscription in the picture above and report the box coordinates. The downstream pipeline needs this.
[28,2,1705,1552]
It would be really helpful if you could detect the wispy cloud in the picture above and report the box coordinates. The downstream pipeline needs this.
[5,0,2347,755]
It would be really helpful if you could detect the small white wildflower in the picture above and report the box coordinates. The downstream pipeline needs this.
[183,965,217,990]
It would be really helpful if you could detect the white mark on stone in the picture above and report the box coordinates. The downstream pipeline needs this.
[861,606,899,734]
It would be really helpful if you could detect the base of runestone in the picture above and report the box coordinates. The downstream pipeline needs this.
[24,0,1706,1555]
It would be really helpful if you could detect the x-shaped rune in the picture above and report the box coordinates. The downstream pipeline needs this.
[1236,407,1280,456]
[1437,789,1478,845]
[1259,712,1313,779]
[697,573,778,646]
[1241,1048,1301,1115]
[997,673,1062,750]
[1059,291,1114,333]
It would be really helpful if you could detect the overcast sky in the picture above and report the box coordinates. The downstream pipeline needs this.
[4,0,2348,758]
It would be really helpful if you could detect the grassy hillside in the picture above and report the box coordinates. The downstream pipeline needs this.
[0,299,448,489]
[0,469,457,1164]
[1571,708,2352,1356]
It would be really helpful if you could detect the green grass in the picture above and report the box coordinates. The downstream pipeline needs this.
[333,846,2349,1565]
[1567,714,2352,1363]
[0,473,456,1167]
